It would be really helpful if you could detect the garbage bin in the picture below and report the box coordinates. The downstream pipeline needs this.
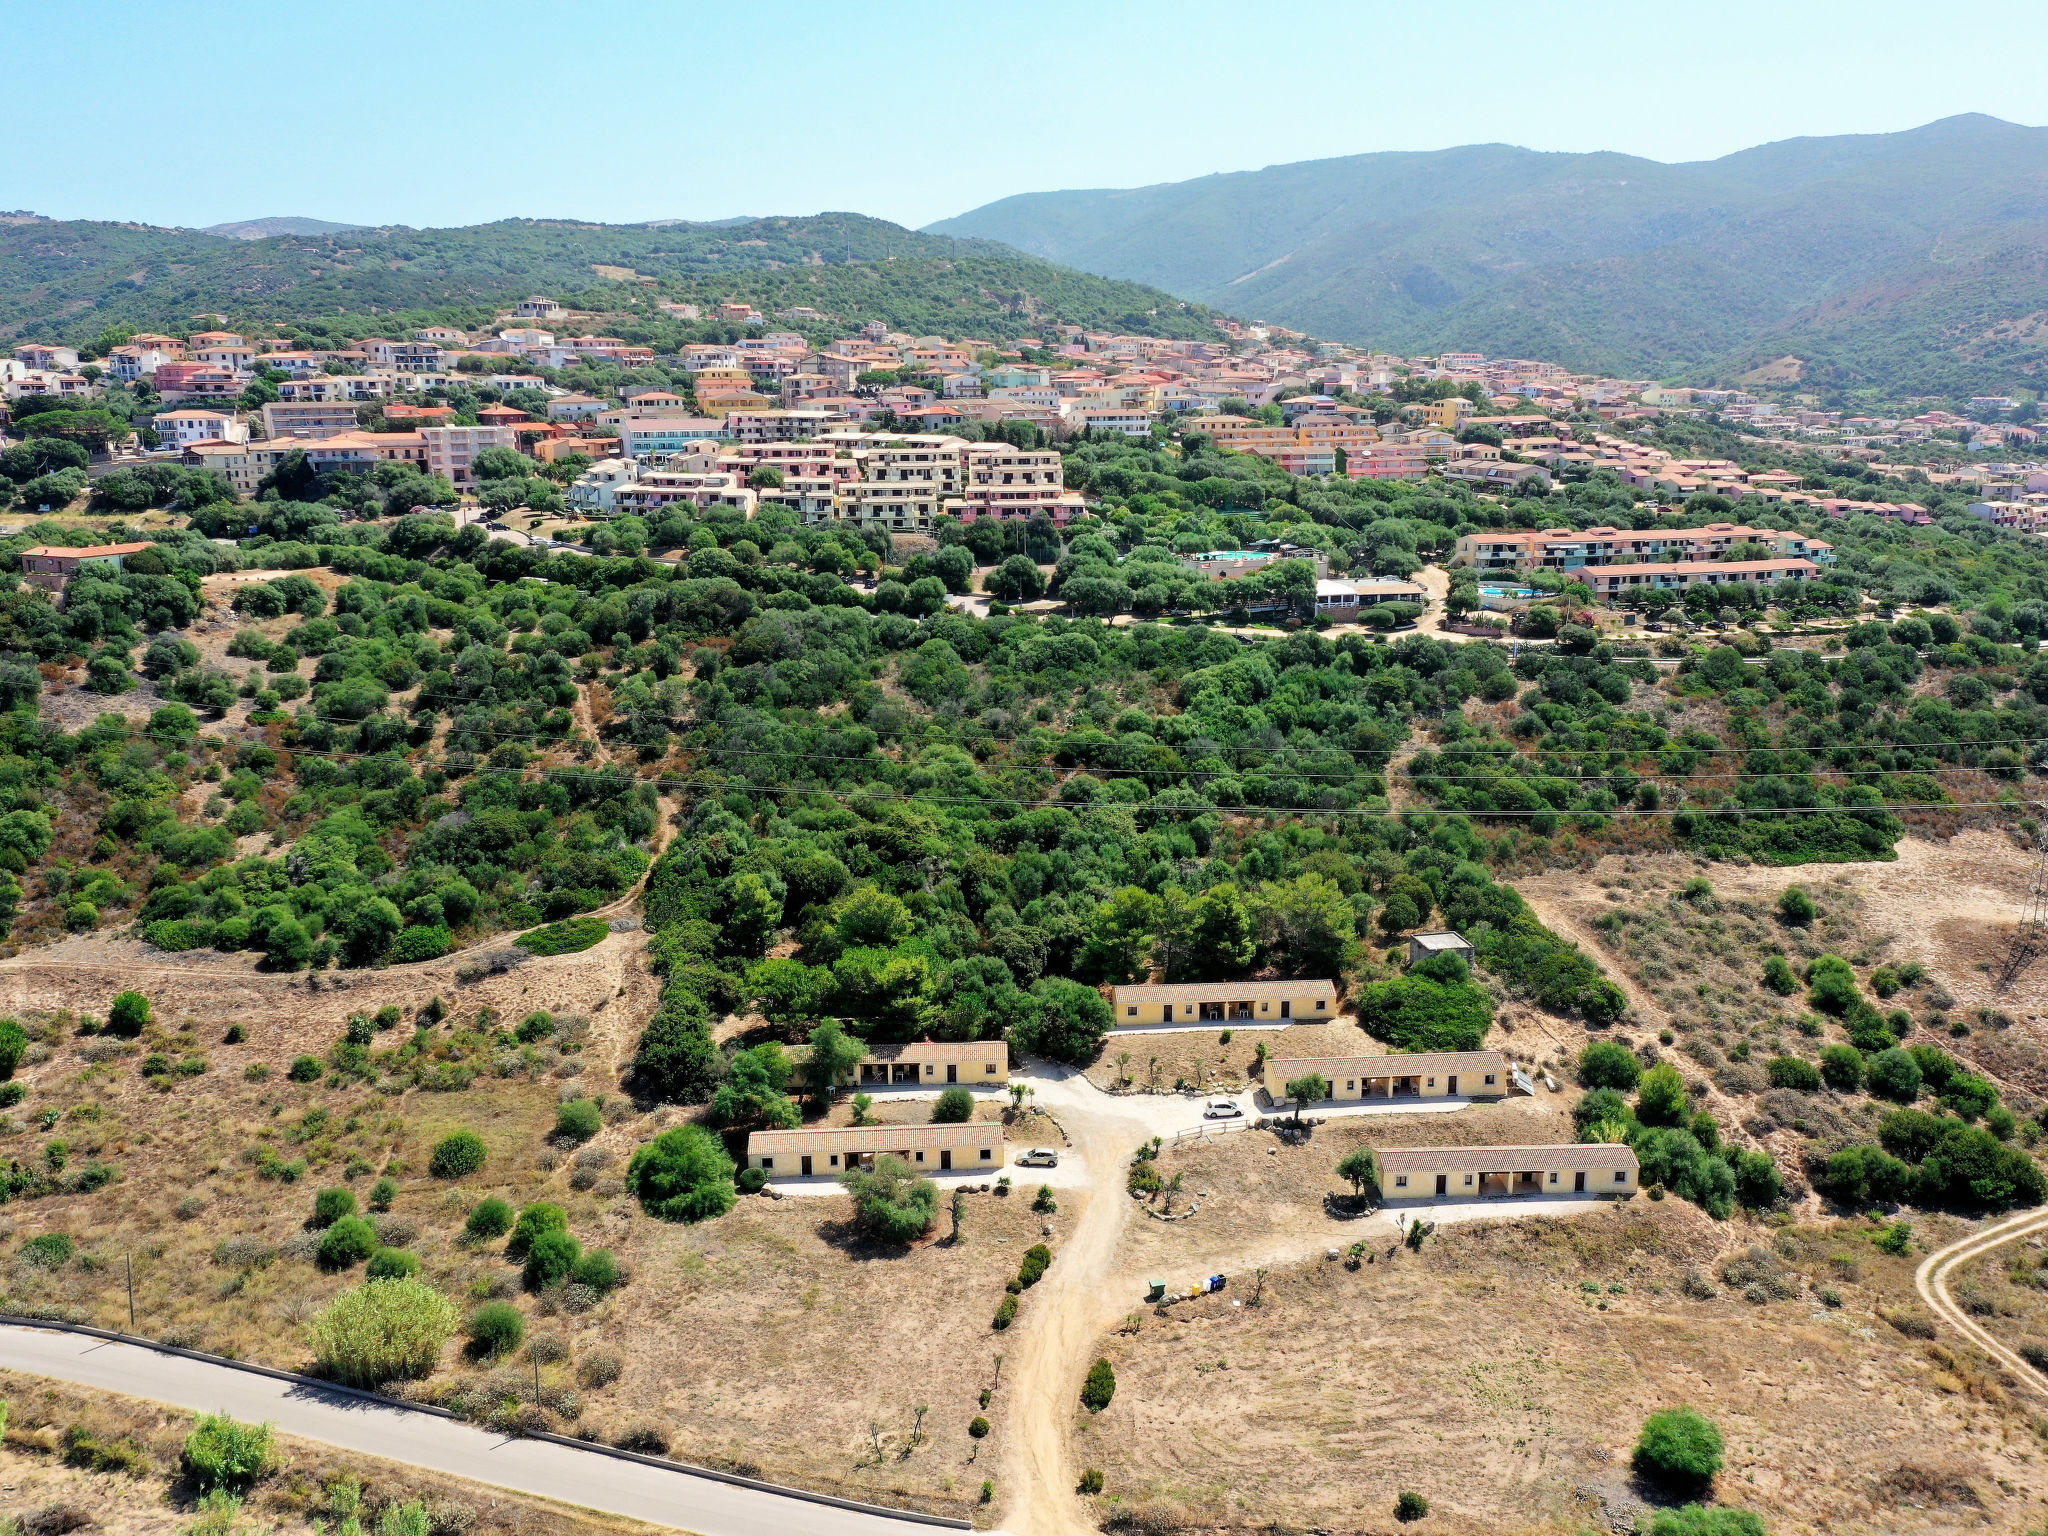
[1146,1280,1166,1302]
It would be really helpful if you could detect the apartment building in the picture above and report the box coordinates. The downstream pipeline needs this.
[420,425,517,485]
[610,470,756,517]
[855,1040,1010,1087]
[1314,578,1428,616]
[745,1121,1005,1180]
[1262,1050,1512,1105]
[566,458,638,514]
[154,409,248,450]
[1376,1143,1637,1201]
[262,401,360,439]
[1578,558,1821,603]
[20,542,154,595]
[1108,979,1337,1027]
[725,409,847,444]
[14,343,80,371]
[515,297,565,319]
[183,442,263,496]
[618,416,728,456]
[1451,523,1835,573]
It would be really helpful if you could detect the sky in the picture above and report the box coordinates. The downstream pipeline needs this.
[13,0,2048,233]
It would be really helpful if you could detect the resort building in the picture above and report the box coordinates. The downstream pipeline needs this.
[745,1122,1006,1180]
[1109,979,1337,1027]
[1375,1143,1638,1201]
[1261,1050,1511,1104]
[855,1040,1010,1087]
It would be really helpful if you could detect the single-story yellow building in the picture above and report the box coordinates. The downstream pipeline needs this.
[856,1040,1009,1087]
[1109,979,1338,1027]
[745,1122,1006,1180]
[1375,1143,1638,1201]
[1262,1050,1510,1104]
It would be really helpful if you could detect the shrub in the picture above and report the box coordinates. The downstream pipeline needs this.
[367,1176,398,1211]
[578,1349,624,1389]
[1777,887,1816,925]
[993,1294,1018,1330]
[841,1154,939,1242]
[516,917,609,956]
[735,1166,768,1194]
[311,1188,357,1227]
[505,1202,567,1258]
[1578,1040,1642,1091]
[464,1198,514,1241]
[932,1085,975,1123]
[182,1411,274,1491]
[468,1301,525,1356]
[365,1247,420,1280]
[311,1277,457,1386]
[20,1233,73,1268]
[1033,1183,1057,1213]
[1760,955,1797,995]
[1395,1491,1431,1522]
[1078,1468,1104,1495]
[571,1248,621,1293]
[1765,1056,1821,1091]
[317,1216,378,1270]
[1818,1144,1913,1207]
[0,1019,24,1080]
[1805,954,1860,1014]
[1633,1408,1724,1495]
[107,991,152,1037]
[517,1011,556,1043]
[627,1126,737,1224]
[1636,1063,1690,1126]
[1647,1509,1767,1536]
[429,1130,487,1179]
[615,1420,670,1455]
[969,1415,990,1438]
[287,1055,323,1083]
[387,925,451,964]
[1018,1243,1052,1288]
[1819,1044,1864,1092]
[1866,1048,1923,1103]
[523,1229,582,1291]
[1080,1358,1116,1412]
[554,1098,602,1143]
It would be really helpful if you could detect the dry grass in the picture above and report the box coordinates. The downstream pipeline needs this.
[1083,1209,2041,1536]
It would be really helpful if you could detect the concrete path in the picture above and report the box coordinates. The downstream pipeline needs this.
[0,1325,957,1536]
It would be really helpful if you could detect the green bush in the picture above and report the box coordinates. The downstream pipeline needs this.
[627,1126,737,1224]
[1578,1040,1642,1090]
[735,1166,768,1194]
[1078,1468,1104,1495]
[505,1202,567,1258]
[19,1232,73,1268]
[1760,955,1797,995]
[182,1411,274,1491]
[1017,1243,1052,1288]
[840,1154,938,1242]
[523,1229,582,1291]
[107,990,152,1037]
[554,1098,602,1143]
[1777,887,1816,925]
[572,1248,621,1293]
[1633,1408,1724,1495]
[317,1217,378,1270]
[1395,1491,1431,1522]
[932,1085,975,1123]
[1647,1509,1764,1536]
[1080,1357,1116,1412]
[467,1301,525,1356]
[465,1197,514,1241]
[993,1294,1018,1330]
[310,1276,457,1386]
[429,1130,487,1179]
[969,1415,990,1438]
[1819,1044,1864,1092]
[1867,1048,1923,1103]
[0,1018,25,1079]
[1765,1056,1821,1091]
[287,1055,323,1083]
[366,1247,420,1280]
[1805,954,1860,1014]
[387,925,451,964]
[368,1176,398,1211]
[516,917,609,956]
[1636,1063,1690,1126]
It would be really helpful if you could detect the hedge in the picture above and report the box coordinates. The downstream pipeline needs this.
[387,924,451,963]
[516,917,610,956]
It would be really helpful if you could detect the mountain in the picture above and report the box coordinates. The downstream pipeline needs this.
[203,216,365,240]
[930,115,2048,394]
[0,213,1217,345]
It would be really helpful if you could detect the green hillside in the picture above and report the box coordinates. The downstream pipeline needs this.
[930,115,2048,392]
[0,212,1219,346]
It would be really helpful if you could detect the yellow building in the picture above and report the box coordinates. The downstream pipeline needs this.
[745,1122,1006,1180]
[1262,1050,1510,1105]
[1109,979,1337,1027]
[1423,397,1475,430]
[856,1040,1009,1087]
[1375,1143,1637,1201]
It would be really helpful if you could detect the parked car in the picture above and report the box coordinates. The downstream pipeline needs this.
[1017,1148,1058,1168]
[1203,1099,1243,1120]
[485,521,510,531]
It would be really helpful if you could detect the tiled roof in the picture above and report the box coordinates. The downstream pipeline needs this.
[1269,1051,1505,1080]
[1111,980,1339,1002]
[747,1121,1001,1155]
[1377,1144,1638,1175]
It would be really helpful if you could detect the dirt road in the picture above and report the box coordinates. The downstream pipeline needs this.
[1916,1207,2048,1400]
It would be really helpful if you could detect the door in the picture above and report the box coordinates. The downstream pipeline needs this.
[1435,1174,1448,1196]
[946,1064,957,1083]
[801,1155,812,1177]
[1447,1075,1459,1096]
[1573,1171,1585,1192]
[940,1149,952,1171]
[1280,1000,1291,1019]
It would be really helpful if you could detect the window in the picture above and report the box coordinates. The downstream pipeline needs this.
[1316,1001,1327,1011]
[1345,1080,1354,1092]
[1548,1170,1557,1184]
[1426,1077,1436,1088]
[1127,1006,1137,1017]
[1261,1001,1269,1011]
[1394,1174,1408,1188]
[1463,1174,1474,1186]
[980,1149,992,1161]
[986,1063,997,1075]
[1614,1170,1628,1183]
[761,1158,774,1170]
[1485,1074,1496,1086]
[915,1152,924,1162]
[829,1155,839,1167]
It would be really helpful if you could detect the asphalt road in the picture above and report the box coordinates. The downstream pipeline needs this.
[0,1325,956,1536]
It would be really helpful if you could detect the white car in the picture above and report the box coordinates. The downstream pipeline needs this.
[1017,1148,1059,1168]
[1203,1099,1244,1120]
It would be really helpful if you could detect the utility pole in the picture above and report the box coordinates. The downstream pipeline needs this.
[126,1253,135,1332]
[532,1349,542,1408]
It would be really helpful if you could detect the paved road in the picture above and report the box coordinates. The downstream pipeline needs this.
[0,1325,955,1536]
[1916,1206,2048,1399]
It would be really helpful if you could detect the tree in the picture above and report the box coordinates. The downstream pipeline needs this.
[107,990,151,1037]
[1285,1073,1330,1120]
[1353,974,1491,1052]
[470,445,529,482]
[628,1125,737,1223]
[1805,954,1860,1015]
[802,1020,866,1108]
[1336,1147,1378,1196]
[840,1154,938,1242]
[1252,873,1357,977]
[1819,1044,1864,1091]
[933,1085,975,1123]
[633,984,720,1103]
[1632,1408,1724,1496]
[709,1042,799,1130]
[1635,1063,1689,1126]
[1011,978,1111,1065]
[1080,1358,1116,1412]
[1578,1040,1643,1091]
[1867,1048,1923,1104]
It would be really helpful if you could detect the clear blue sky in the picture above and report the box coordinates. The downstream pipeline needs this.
[13,0,2047,232]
